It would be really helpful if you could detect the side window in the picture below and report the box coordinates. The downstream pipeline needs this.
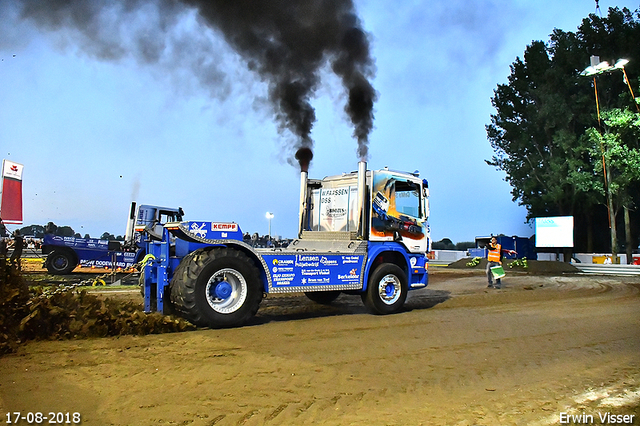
[394,181,421,219]
[159,211,178,224]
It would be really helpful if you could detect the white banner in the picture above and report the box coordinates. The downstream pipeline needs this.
[2,160,24,181]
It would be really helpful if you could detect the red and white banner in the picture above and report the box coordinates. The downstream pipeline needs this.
[1,160,24,224]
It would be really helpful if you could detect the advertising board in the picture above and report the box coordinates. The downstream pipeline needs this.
[535,216,574,248]
[262,253,364,291]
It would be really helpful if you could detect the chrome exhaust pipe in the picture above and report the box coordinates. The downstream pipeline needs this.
[357,161,367,239]
[298,170,308,237]
[124,202,136,245]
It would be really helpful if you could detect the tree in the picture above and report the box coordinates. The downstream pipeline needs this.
[43,222,76,237]
[486,7,640,254]
[56,226,76,238]
[100,232,116,241]
[18,224,45,238]
[456,241,476,250]
[44,222,57,235]
[585,108,640,261]
[432,238,456,250]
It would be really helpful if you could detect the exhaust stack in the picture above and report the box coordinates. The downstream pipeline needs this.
[295,147,313,238]
[124,202,137,245]
[357,161,367,239]
[298,171,308,237]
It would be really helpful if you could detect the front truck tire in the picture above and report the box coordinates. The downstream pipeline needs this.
[362,263,408,315]
[170,248,263,328]
[45,249,78,275]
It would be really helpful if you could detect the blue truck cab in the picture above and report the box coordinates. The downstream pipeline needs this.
[142,162,430,327]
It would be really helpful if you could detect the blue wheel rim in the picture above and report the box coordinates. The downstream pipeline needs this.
[377,274,401,305]
[205,268,248,314]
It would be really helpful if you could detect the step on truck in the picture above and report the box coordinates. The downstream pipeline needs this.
[42,204,183,274]
[142,161,430,327]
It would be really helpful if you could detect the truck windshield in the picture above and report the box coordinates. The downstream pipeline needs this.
[159,210,182,223]
[394,181,421,219]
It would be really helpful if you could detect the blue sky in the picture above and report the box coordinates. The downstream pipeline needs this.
[1,0,638,242]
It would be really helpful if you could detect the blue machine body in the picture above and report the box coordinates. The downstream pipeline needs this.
[142,221,429,314]
[42,234,142,271]
[140,163,430,324]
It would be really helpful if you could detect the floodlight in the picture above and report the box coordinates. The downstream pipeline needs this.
[613,58,629,69]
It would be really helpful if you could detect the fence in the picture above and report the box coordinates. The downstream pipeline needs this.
[572,264,640,276]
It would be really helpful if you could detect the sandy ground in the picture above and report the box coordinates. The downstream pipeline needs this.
[1,266,639,425]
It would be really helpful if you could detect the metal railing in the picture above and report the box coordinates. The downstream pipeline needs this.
[572,263,640,276]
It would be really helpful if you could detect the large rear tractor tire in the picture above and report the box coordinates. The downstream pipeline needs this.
[170,248,263,328]
[45,249,77,275]
[304,290,341,305]
[361,263,408,315]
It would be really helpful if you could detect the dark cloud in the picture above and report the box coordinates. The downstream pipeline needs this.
[9,0,377,166]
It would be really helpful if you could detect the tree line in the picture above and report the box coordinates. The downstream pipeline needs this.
[14,223,123,241]
[431,239,475,251]
[487,6,640,261]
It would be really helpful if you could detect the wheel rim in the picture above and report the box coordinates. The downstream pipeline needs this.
[377,273,401,305]
[205,268,248,314]
[53,256,69,271]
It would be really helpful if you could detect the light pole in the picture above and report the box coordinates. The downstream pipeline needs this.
[580,56,635,260]
[580,55,612,128]
[265,212,274,239]
[581,55,613,232]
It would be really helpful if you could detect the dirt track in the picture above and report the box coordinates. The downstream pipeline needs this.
[1,268,639,425]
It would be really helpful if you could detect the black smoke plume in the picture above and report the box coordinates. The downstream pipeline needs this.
[11,0,377,168]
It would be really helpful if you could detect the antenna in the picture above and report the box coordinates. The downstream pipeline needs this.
[595,0,602,17]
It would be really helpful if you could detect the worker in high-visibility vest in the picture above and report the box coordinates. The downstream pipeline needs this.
[486,236,502,288]
[486,236,517,288]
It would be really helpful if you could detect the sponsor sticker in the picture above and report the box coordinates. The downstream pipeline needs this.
[211,223,238,232]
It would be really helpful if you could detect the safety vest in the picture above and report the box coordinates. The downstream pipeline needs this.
[488,243,501,262]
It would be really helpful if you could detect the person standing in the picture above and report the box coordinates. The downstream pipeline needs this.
[486,236,502,289]
[9,229,24,270]
[0,237,6,262]
[0,220,7,271]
